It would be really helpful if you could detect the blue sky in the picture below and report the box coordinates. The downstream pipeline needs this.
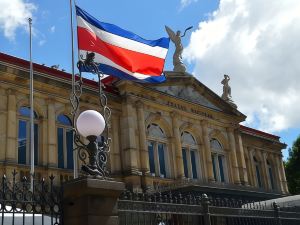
[1,0,300,160]
[0,0,217,73]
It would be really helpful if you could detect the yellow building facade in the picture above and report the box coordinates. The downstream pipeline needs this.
[0,52,288,200]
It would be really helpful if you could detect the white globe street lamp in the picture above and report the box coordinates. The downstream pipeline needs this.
[70,52,111,178]
[76,110,105,138]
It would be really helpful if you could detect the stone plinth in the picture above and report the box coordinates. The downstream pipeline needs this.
[63,177,125,225]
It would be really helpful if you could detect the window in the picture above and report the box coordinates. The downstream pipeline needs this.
[147,124,168,178]
[254,156,263,188]
[57,114,73,169]
[267,160,275,190]
[18,107,39,165]
[210,138,227,182]
[181,131,198,179]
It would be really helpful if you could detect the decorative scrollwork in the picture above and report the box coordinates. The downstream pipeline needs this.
[70,51,111,178]
[77,146,88,164]
[0,170,62,224]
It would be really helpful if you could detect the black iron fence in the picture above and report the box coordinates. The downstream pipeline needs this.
[0,170,62,225]
[0,171,299,225]
[118,190,300,225]
[118,191,205,225]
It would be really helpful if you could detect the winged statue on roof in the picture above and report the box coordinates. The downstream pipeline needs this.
[165,26,193,73]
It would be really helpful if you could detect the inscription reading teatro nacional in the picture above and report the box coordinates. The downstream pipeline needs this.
[132,93,213,119]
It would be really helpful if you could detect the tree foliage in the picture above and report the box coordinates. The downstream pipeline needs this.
[285,135,300,194]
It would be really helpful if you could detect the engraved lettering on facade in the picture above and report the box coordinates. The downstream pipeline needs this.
[132,93,213,119]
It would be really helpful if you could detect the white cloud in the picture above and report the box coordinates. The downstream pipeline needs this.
[50,25,55,33]
[184,0,300,132]
[180,0,198,9]
[0,0,36,40]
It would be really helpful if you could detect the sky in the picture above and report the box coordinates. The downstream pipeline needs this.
[0,0,300,160]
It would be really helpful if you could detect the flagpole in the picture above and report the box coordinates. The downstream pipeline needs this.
[28,17,35,190]
[69,0,78,179]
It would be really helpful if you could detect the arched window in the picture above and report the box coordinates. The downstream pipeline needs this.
[210,138,227,182]
[267,160,275,190]
[181,131,198,179]
[254,156,263,188]
[57,114,73,169]
[18,106,39,165]
[147,123,168,178]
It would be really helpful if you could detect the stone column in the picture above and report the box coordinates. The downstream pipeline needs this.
[136,101,150,175]
[201,120,214,182]
[47,99,57,167]
[170,111,184,179]
[227,128,241,185]
[0,89,8,161]
[235,130,248,185]
[120,95,140,175]
[6,89,17,163]
[110,114,122,174]
[63,177,125,225]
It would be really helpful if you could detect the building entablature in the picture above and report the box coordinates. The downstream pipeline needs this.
[241,130,286,153]
[115,78,245,127]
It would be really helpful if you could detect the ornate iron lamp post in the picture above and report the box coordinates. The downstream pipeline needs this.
[70,52,111,178]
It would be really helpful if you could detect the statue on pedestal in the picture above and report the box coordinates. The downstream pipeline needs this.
[165,26,192,73]
[221,74,237,108]
[221,74,231,100]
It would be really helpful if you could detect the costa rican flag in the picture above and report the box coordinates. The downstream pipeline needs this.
[76,6,170,83]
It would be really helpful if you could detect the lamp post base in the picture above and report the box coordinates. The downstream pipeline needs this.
[82,164,103,176]
[63,177,125,225]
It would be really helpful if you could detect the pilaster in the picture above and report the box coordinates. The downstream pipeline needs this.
[244,147,254,186]
[271,153,284,193]
[277,154,289,193]
[47,99,57,167]
[227,128,241,185]
[248,148,257,187]
[170,111,184,179]
[258,150,269,190]
[235,130,248,185]
[201,120,214,182]
[136,101,149,175]
[41,117,48,166]
[120,95,140,175]
[6,89,17,163]
[110,114,122,174]
[198,143,207,180]
[264,152,273,190]
[0,89,8,161]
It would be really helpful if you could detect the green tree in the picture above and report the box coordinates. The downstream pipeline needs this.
[285,135,300,194]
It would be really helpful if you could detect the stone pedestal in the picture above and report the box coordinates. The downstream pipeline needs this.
[63,177,125,225]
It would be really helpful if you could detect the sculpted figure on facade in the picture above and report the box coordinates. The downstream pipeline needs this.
[221,74,237,108]
[165,26,192,73]
[221,74,231,100]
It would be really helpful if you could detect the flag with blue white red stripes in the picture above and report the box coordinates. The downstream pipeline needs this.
[76,6,170,83]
